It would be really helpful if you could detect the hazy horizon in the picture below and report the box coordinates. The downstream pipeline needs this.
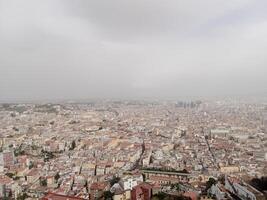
[1,0,267,101]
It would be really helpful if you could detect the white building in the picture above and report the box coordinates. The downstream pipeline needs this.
[122,175,143,191]
[209,184,228,200]
[225,177,264,200]
[123,178,138,190]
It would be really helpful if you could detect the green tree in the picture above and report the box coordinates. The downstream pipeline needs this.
[5,172,14,178]
[171,183,180,191]
[70,140,76,150]
[152,192,168,200]
[28,162,34,169]
[40,178,47,187]
[205,177,217,191]
[55,172,60,182]
[110,176,120,186]
[103,191,113,200]
[17,193,28,200]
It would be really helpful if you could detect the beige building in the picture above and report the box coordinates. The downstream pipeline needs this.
[113,190,131,200]
[220,166,240,174]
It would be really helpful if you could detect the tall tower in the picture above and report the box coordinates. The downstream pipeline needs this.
[263,107,267,133]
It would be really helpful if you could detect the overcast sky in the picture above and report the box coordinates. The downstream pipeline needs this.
[0,0,267,101]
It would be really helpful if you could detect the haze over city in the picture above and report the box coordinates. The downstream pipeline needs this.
[0,1,267,200]
[1,0,267,101]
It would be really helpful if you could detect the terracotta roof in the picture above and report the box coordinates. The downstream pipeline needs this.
[183,191,198,200]
[133,182,152,190]
[27,168,39,176]
[41,192,85,200]
[0,175,13,185]
[90,182,108,190]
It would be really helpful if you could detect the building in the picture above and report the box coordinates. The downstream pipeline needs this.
[113,190,131,200]
[225,176,265,200]
[209,184,227,200]
[26,168,40,183]
[141,169,190,185]
[110,183,131,200]
[41,192,85,200]
[0,184,7,199]
[90,182,108,200]
[0,150,15,168]
[183,191,198,200]
[263,109,267,132]
[210,129,230,138]
[220,166,240,174]
[131,183,152,200]
[0,175,13,199]
[123,178,138,191]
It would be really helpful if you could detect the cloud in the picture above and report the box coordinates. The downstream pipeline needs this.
[0,0,266,101]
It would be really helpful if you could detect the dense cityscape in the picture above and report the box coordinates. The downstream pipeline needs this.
[1,1,267,199]
[0,99,266,200]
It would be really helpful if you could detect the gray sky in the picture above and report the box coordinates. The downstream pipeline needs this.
[0,0,267,101]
